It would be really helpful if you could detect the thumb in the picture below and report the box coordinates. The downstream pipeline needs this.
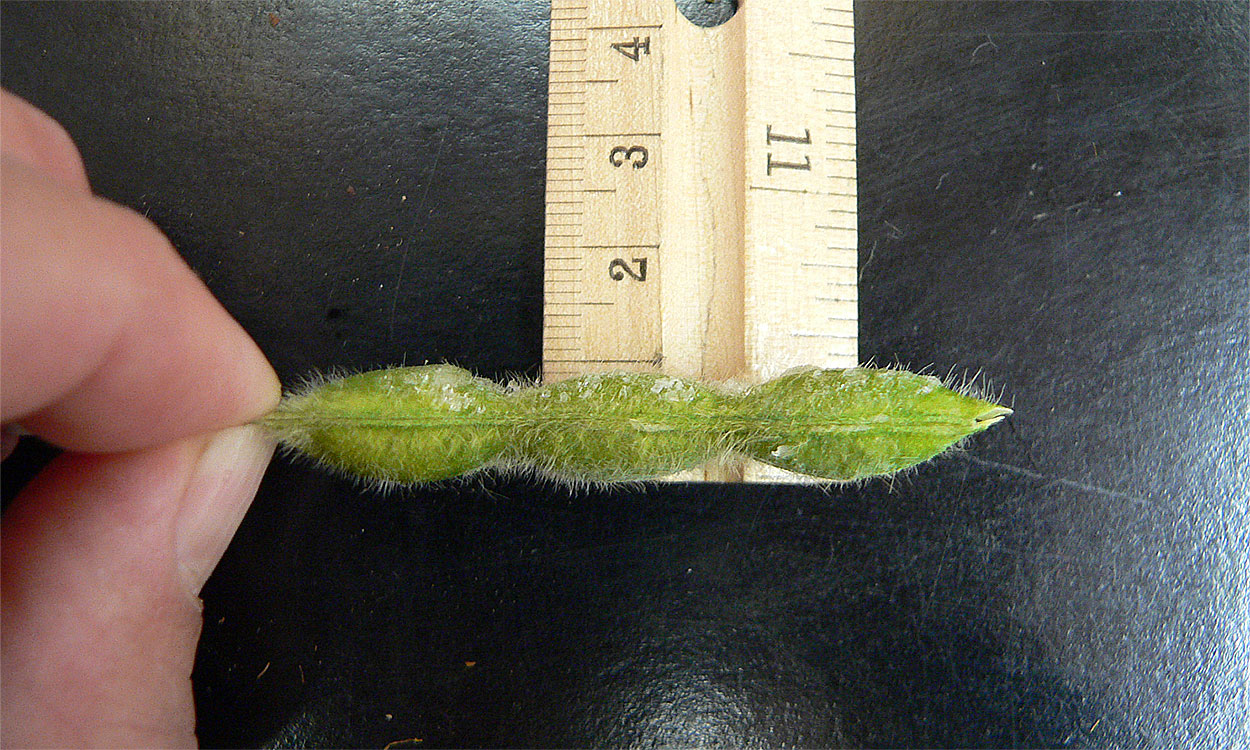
[1,425,274,748]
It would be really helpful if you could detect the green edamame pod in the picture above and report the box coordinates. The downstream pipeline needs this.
[510,372,731,483]
[738,367,1012,481]
[261,364,1011,486]
[262,365,512,484]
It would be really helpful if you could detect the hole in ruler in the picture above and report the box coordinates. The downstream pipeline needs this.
[675,0,739,28]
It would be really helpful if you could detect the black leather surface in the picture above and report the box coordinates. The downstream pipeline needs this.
[3,1,1247,747]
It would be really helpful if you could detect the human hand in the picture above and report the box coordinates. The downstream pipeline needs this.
[1,90,282,747]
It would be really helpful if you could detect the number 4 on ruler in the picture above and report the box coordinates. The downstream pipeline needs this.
[611,36,651,61]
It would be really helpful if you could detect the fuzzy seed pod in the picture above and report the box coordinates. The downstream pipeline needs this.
[738,367,1012,481]
[262,365,511,483]
[261,364,1011,486]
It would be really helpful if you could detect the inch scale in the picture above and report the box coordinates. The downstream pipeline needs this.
[542,0,857,482]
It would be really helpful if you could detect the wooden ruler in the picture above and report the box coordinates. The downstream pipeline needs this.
[542,0,857,481]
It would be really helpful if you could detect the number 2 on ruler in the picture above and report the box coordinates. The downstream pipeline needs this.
[608,257,648,282]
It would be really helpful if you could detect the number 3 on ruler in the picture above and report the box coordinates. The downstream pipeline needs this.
[609,257,648,281]
[609,145,649,169]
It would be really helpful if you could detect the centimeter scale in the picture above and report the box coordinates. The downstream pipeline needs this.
[541,0,858,482]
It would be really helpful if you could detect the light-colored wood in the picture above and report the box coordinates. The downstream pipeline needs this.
[542,0,857,483]
[742,1,858,380]
[543,0,668,380]
[542,2,590,379]
[739,0,858,482]
[658,5,745,384]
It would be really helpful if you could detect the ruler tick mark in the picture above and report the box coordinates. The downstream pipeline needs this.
[588,24,662,30]
[546,358,656,364]
[749,184,847,197]
[791,332,856,339]
[790,51,853,61]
